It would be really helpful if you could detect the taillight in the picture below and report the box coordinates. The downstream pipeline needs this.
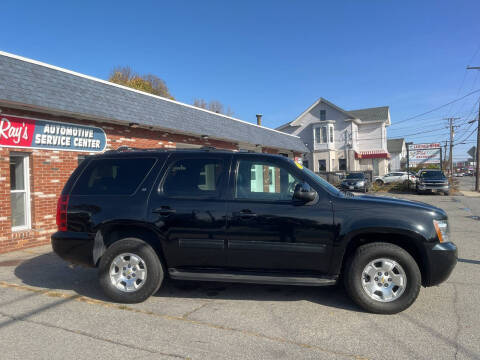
[56,194,69,231]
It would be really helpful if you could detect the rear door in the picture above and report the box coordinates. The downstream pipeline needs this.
[147,153,231,270]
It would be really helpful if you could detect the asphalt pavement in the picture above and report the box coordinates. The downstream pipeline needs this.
[0,193,479,360]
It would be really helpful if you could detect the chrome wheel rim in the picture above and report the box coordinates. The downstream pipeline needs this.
[109,253,147,292]
[361,258,406,302]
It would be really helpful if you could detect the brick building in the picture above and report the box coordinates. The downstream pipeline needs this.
[0,51,307,254]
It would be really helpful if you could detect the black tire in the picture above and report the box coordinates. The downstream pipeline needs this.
[444,192,450,196]
[99,238,164,303]
[343,242,421,314]
[375,179,383,185]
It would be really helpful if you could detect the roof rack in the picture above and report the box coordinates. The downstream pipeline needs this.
[105,146,241,154]
[105,146,166,153]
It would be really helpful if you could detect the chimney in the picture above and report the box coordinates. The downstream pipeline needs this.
[256,114,263,126]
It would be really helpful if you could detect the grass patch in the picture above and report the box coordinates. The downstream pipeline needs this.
[372,182,415,194]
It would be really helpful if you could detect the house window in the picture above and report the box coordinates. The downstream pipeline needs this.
[303,160,309,169]
[329,125,334,143]
[315,126,329,144]
[10,154,31,230]
[339,159,347,171]
[322,126,327,143]
[318,160,326,171]
[320,110,326,121]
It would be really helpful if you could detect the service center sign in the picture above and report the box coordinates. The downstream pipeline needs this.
[0,115,106,152]
[408,143,441,165]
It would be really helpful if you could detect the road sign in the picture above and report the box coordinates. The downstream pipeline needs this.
[468,146,477,160]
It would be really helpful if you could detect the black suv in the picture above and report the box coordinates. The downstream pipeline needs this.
[52,149,457,314]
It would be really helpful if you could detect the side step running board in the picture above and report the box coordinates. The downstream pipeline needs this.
[168,268,337,287]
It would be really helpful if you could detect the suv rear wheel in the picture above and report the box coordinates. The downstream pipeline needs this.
[344,242,421,314]
[99,238,164,303]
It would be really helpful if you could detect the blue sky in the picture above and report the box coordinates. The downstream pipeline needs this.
[1,0,479,160]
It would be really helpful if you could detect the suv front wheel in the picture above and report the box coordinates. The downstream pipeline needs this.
[344,242,421,314]
[99,238,164,303]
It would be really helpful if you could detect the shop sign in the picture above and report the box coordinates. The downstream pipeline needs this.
[0,115,106,152]
[408,143,441,165]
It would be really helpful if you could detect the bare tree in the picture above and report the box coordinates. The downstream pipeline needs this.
[193,98,208,109]
[192,98,234,116]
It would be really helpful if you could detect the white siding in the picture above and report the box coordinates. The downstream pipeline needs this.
[357,122,387,152]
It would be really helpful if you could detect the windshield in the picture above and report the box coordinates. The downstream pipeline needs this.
[346,173,364,179]
[419,171,445,179]
[301,165,342,196]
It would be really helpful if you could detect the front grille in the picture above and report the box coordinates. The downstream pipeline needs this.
[423,182,447,187]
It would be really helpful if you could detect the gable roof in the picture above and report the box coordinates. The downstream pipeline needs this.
[276,97,356,130]
[387,138,405,153]
[0,51,307,153]
[276,98,390,131]
[348,106,390,123]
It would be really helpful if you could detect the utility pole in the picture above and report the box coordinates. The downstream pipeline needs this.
[443,140,448,171]
[445,117,460,179]
[442,140,448,172]
[477,101,480,191]
[467,66,480,191]
[406,142,413,190]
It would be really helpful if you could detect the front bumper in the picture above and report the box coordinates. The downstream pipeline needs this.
[51,231,96,267]
[340,183,366,190]
[417,184,449,191]
[424,242,457,286]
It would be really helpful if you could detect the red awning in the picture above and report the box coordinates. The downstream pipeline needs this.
[355,150,391,159]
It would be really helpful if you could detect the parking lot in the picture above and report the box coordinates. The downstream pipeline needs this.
[0,192,479,360]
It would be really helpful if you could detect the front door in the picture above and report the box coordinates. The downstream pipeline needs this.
[148,154,231,270]
[373,158,380,176]
[225,155,334,274]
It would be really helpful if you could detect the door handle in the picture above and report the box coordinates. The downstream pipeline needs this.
[234,210,257,219]
[153,206,176,216]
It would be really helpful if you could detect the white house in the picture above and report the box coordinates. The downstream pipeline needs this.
[277,98,391,176]
[387,138,407,171]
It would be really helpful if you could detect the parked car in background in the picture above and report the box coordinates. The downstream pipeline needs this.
[374,172,416,185]
[454,173,464,177]
[340,173,370,193]
[416,169,449,195]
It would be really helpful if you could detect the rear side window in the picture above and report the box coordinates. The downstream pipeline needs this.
[72,158,156,195]
[160,158,227,199]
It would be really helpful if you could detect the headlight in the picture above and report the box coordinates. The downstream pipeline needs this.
[433,219,449,243]
[357,181,365,186]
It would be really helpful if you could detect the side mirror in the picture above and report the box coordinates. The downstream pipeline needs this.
[293,182,316,203]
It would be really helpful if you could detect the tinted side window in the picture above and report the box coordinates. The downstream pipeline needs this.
[72,158,156,195]
[235,160,301,201]
[161,158,227,199]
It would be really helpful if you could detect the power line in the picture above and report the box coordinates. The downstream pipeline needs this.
[390,88,480,127]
